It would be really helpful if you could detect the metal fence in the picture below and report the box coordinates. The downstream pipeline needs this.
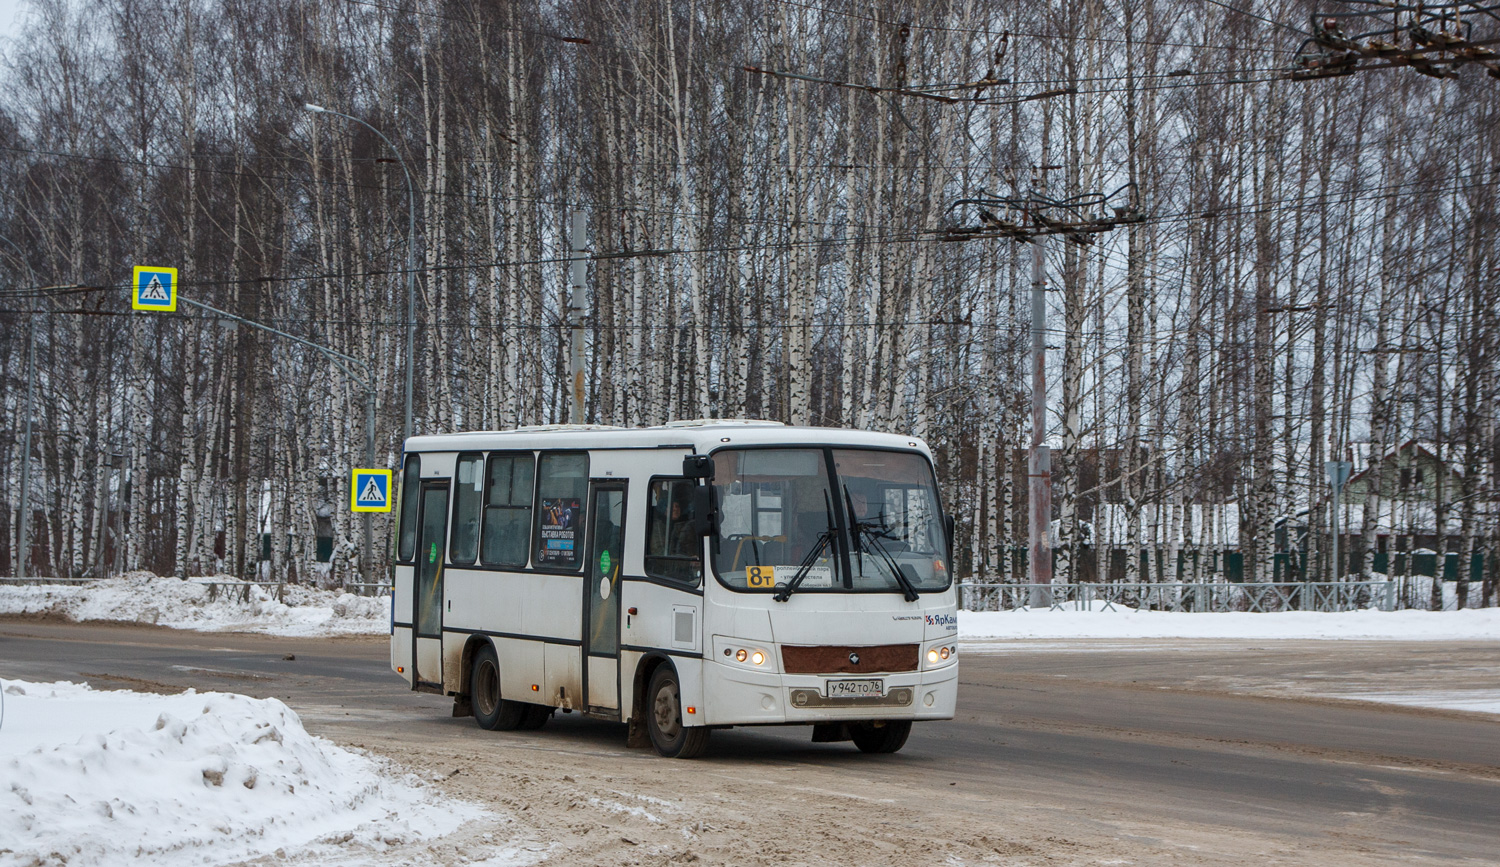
[199,580,285,603]
[959,580,1399,613]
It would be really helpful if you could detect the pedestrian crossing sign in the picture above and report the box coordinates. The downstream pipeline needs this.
[131,266,177,311]
[351,469,393,513]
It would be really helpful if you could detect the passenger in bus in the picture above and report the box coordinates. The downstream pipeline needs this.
[667,499,697,557]
[648,486,702,581]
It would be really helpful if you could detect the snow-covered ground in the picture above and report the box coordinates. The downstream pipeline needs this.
[959,604,1500,642]
[0,572,389,637]
[3,574,1497,645]
[0,680,487,867]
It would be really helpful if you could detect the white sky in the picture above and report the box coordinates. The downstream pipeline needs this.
[0,0,25,45]
[0,0,26,44]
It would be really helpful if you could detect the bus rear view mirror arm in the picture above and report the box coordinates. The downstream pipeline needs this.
[691,485,716,537]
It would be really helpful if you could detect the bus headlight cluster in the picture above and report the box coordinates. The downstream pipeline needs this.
[727,647,767,666]
[926,646,955,665]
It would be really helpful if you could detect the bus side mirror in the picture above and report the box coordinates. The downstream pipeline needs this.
[682,455,714,480]
[945,515,956,550]
[691,485,716,537]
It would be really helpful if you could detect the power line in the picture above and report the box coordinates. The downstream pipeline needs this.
[761,0,1294,52]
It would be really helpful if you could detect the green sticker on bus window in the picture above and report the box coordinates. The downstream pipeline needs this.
[600,550,612,574]
[429,542,438,564]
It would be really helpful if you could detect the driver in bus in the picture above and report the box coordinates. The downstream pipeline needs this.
[847,488,871,522]
[667,498,697,558]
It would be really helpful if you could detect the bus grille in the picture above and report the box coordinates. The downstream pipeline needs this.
[780,644,919,674]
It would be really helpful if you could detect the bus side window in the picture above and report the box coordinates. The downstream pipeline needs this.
[449,454,484,565]
[534,452,588,570]
[645,479,702,585]
[397,455,421,562]
[481,452,534,568]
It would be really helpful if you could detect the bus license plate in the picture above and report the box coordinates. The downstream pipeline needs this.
[825,678,884,699]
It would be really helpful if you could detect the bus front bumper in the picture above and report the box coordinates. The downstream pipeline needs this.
[700,659,958,727]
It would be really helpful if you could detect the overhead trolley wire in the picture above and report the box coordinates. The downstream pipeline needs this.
[2,168,1495,302]
[759,0,1295,52]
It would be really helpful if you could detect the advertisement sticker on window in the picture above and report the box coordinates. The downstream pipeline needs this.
[539,497,581,564]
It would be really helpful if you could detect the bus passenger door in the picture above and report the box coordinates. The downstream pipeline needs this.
[583,483,625,713]
[413,481,449,689]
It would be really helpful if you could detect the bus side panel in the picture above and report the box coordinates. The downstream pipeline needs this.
[619,649,644,720]
[445,568,581,645]
[621,581,702,655]
[544,642,582,710]
[497,637,546,702]
[442,631,466,694]
[519,573,584,642]
[391,560,414,682]
[391,626,414,685]
[442,566,493,633]
[416,638,442,686]
[392,563,414,624]
[674,657,705,726]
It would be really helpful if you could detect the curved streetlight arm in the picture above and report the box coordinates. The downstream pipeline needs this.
[177,294,372,389]
[304,103,418,445]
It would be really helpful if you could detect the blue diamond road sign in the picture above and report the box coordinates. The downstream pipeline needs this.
[351,469,393,513]
[132,266,177,311]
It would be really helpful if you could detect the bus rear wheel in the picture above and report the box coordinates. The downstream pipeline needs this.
[646,666,710,758]
[850,720,911,754]
[471,644,527,731]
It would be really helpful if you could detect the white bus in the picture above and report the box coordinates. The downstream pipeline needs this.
[391,421,958,757]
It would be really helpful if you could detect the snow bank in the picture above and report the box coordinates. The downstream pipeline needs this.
[0,680,481,867]
[0,573,389,637]
[959,606,1500,642]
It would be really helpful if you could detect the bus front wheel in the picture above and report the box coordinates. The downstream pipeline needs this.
[471,644,527,731]
[646,666,710,758]
[850,720,911,754]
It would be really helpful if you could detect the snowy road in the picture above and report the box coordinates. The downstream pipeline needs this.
[2,618,1498,865]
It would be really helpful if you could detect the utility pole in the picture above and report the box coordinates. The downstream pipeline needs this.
[1327,458,1352,580]
[568,210,588,424]
[944,174,1140,602]
[1028,179,1052,598]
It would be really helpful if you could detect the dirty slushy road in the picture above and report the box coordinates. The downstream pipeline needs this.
[3,618,1497,866]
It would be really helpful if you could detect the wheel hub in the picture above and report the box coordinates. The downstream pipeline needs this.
[476,661,499,715]
[653,682,681,738]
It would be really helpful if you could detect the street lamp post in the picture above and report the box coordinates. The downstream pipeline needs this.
[303,103,418,446]
[0,234,37,579]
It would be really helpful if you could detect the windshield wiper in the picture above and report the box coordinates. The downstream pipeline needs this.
[844,485,920,602]
[773,490,836,602]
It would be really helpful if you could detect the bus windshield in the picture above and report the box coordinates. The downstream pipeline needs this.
[711,447,950,594]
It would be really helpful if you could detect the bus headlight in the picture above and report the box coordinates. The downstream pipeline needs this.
[722,642,772,669]
[926,645,956,668]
